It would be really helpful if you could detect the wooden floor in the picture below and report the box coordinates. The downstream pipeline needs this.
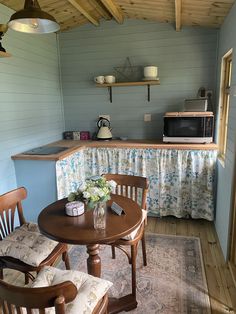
[146,217,236,314]
[3,217,236,314]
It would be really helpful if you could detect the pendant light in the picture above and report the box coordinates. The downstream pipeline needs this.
[8,0,60,34]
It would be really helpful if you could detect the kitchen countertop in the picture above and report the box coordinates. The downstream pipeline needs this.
[11,140,218,161]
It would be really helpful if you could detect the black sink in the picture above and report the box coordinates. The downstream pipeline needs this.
[22,146,68,155]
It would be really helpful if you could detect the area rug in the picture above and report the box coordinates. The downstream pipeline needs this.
[58,233,211,314]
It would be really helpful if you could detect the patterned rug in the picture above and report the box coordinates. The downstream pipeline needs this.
[58,233,211,314]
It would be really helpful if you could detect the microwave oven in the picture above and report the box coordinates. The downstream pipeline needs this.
[163,112,214,143]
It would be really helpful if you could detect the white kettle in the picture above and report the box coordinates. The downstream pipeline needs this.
[97,117,112,140]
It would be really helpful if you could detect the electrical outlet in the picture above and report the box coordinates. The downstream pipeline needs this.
[99,115,110,121]
[144,113,152,122]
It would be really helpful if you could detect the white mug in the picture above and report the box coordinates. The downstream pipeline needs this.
[94,76,105,84]
[105,75,116,84]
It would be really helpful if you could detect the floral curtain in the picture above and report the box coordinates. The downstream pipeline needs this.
[56,150,85,199]
[56,148,217,221]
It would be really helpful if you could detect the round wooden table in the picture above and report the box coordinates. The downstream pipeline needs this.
[38,194,142,314]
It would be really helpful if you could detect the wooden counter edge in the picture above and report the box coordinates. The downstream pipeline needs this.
[55,140,218,150]
[86,142,218,150]
[11,141,218,161]
[11,146,86,161]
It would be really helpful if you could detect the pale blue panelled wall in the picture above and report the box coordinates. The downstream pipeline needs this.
[59,20,218,139]
[215,1,236,259]
[0,4,64,194]
[1,2,233,259]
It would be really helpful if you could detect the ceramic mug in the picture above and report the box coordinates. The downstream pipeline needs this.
[94,76,105,84]
[144,66,158,78]
[105,75,116,84]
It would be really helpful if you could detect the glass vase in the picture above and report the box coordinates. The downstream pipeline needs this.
[93,202,107,230]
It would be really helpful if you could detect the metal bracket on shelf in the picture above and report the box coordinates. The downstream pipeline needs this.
[108,86,112,103]
[108,85,151,103]
[147,84,150,102]
[103,81,158,103]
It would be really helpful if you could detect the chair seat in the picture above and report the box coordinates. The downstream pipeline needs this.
[0,223,58,267]
[30,266,113,314]
[121,209,147,240]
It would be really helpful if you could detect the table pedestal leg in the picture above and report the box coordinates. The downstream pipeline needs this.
[86,244,101,277]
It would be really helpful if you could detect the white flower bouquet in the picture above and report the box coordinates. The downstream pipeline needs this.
[68,176,117,209]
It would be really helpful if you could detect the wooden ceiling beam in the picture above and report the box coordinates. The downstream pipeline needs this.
[88,0,112,20]
[68,0,100,26]
[99,0,124,24]
[175,0,182,31]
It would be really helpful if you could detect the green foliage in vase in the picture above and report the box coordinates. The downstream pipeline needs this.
[68,176,117,209]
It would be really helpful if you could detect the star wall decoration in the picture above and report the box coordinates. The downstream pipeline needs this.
[114,57,143,82]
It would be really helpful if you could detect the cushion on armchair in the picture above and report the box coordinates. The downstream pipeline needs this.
[121,209,147,240]
[0,223,58,267]
[31,266,113,314]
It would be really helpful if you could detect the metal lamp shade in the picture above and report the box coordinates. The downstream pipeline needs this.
[8,0,60,34]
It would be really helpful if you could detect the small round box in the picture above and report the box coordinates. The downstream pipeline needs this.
[65,201,84,216]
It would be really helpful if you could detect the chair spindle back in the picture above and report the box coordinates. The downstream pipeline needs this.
[104,174,148,210]
[0,279,77,314]
[0,187,27,240]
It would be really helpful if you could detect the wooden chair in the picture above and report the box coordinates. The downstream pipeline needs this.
[0,278,109,314]
[0,187,70,284]
[103,174,148,298]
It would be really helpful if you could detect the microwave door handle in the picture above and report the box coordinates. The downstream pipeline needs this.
[203,118,206,136]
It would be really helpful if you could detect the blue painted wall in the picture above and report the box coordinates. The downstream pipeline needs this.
[14,160,57,222]
[215,2,236,259]
[1,2,233,260]
[0,4,64,194]
[59,20,218,139]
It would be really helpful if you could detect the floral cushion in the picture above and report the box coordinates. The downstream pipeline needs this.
[121,209,147,240]
[30,266,113,314]
[0,223,58,267]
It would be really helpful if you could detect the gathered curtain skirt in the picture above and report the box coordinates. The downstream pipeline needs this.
[56,148,217,221]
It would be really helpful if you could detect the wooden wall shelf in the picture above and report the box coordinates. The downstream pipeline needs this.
[0,51,11,58]
[96,80,160,102]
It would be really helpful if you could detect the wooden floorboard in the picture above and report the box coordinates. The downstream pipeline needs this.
[2,217,236,313]
[147,217,236,314]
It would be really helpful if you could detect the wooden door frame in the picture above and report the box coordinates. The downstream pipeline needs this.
[228,181,236,286]
[218,49,233,164]
[228,106,236,286]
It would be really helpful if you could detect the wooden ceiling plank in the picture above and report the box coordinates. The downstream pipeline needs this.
[68,0,100,25]
[99,0,124,24]
[0,0,235,31]
[61,19,87,31]
[56,8,87,23]
[88,0,112,20]
[175,0,182,31]
[121,6,174,14]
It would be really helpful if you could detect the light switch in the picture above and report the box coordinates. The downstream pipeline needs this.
[144,113,151,122]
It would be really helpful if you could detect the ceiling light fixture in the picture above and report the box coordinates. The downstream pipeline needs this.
[8,0,60,34]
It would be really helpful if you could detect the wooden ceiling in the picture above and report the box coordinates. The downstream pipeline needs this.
[0,0,235,32]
